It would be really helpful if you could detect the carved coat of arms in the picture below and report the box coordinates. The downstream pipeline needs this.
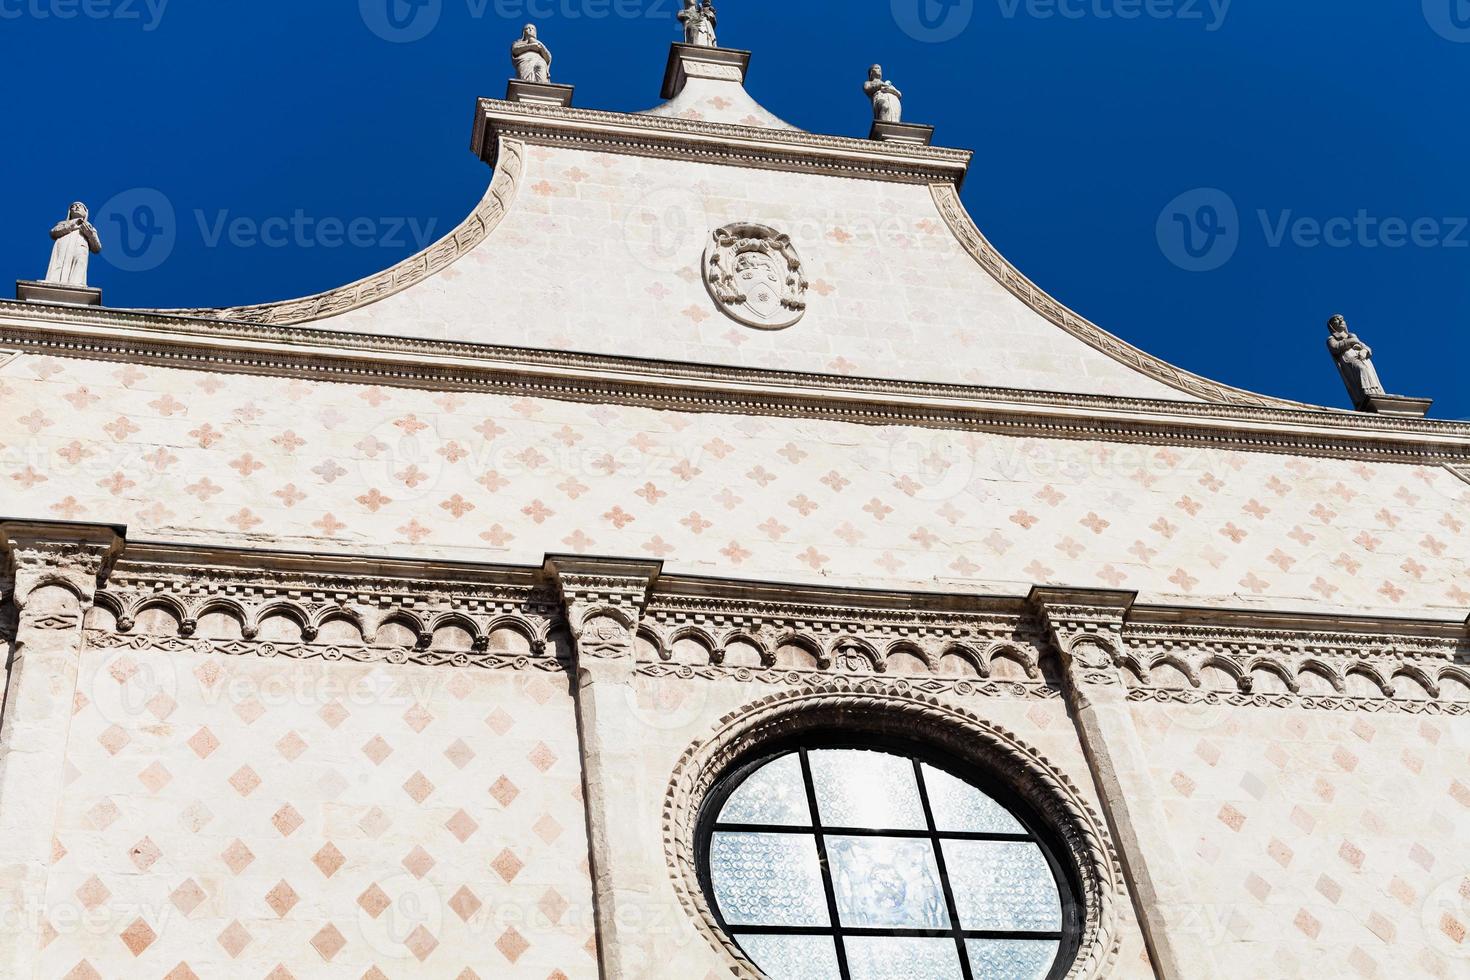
[703,223,808,330]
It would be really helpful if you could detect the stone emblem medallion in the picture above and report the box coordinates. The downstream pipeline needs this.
[703,222,808,330]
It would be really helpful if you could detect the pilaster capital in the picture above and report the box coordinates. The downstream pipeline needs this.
[1,519,125,610]
[1028,586,1136,690]
[542,555,661,676]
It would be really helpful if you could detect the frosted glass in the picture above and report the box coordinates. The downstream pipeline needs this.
[966,938,1059,980]
[738,934,841,980]
[710,833,830,927]
[845,937,963,980]
[921,763,1026,834]
[943,840,1062,932]
[827,835,949,929]
[719,753,812,827]
[809,749,926,830]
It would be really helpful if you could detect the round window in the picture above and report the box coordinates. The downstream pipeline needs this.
[696,739,1080,980]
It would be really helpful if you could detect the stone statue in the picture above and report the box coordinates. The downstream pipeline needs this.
[1327,314,1386,407]
[44,202,102,287]
[510,23,552,83]
[679,0,717,48]
[865,65,903,123]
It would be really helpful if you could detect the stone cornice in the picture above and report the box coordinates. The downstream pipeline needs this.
[2,300,1468,465]
[472,99,973,185]
[52,538,1470,712]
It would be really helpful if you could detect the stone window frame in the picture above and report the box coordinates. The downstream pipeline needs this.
[662,680,1125,980]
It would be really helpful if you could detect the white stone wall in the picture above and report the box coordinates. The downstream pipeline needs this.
[1,355,1464,617]
[301,145,1195,401]
[37,630,595,978]
[1131,701,1470,978]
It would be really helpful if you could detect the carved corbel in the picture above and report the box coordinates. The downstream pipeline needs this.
[1028,587,1137,706]
[542,555,661,674]
[1,520,125,618]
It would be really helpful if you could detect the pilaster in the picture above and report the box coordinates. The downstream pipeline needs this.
[543,555,661,980]
[0,520,123,978]
[1030,586,1218,980]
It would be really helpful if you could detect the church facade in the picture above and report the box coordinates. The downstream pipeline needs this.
[2,16,1469,980]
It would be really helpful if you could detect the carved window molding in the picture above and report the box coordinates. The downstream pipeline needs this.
[662,681,1124,980]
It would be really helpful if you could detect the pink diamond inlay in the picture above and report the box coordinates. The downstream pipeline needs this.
[404,925,439,962]
[403,771,435,804]
[310,923,347,962]
[119,917,157,956]
[496,926,530,964]
[171,878,207,915]
[449,885,482,922]
[491,848,524,883]
[445,809,479,843]
[312,842,346,877]
[221,839,255,874]
[217,920,253,959]
[265,879,300,917]
[357,883,391,919]
[401,845,436,878]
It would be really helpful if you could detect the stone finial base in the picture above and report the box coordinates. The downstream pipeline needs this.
[16,280,102,306]
[505,79,575,107]
[869,120,936,146]
[661,43,752,100]
[1361,394,1433,418]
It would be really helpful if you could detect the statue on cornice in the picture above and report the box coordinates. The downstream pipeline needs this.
[511,23,552,82]
[44,202,102,287]
[679,0,717,48]
[865,65,903,123]
[1327,314,1386,408]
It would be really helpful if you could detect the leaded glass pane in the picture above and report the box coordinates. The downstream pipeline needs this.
[844,937,963,980]
[738,934,841,980]
[710,832,830,927]
[966,938,1059,980]
[809,749,926,830]
[921,763,1026,834]
[942,840,1062,932]
[719,752,811,827]
[827,835,950,929]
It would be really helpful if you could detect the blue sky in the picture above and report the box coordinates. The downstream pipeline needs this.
[2,1,1468,417]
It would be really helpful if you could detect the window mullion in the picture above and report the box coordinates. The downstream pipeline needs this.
[800,748,851,980]
[914,757,974,980]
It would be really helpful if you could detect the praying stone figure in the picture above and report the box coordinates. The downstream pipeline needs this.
[44,202,102,287]
[679,0,717,48]
[865,65,903,123]
[1327,314,1386,408]
[511,23,552,82]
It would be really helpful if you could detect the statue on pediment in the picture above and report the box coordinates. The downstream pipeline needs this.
[1327,314,1386,408]
[679,0,717,48]
[44,202,102,287]
[511,23,552,82]
[865,65,903,123]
